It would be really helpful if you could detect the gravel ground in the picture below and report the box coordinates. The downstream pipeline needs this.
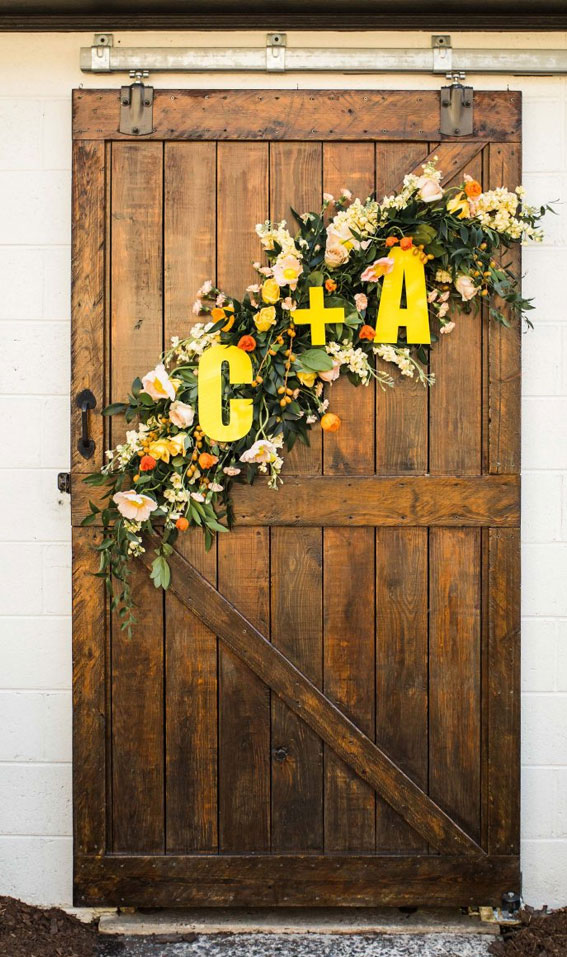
[97,932,494,957]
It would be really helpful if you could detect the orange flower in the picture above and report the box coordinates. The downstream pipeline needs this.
[385,236,399,247]
[237,335,256,352]
[211,307,226,322]
[359,325,376,341]
[198,452,219,469]
[399,237,413,250]
[175,516,189,532]
[139,454,157,472]
[321,412,341,433]
[465,179,482,199]
[325,278,337,292]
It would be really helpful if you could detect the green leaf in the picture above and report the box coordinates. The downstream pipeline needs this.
[298,348,334,372]
[150,555,171,590]
[102,402,128,416]
[307,271,324,286]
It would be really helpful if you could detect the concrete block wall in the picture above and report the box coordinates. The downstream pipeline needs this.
[0,29,565,908]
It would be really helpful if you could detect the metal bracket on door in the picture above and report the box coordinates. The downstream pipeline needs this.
[266,33,286,72]
[120,71,154,135]
[433,37,474,136]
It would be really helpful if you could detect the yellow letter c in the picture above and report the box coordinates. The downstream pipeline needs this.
[198,344,253,442]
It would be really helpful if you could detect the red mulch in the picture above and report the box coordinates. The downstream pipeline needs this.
[0,896,97,957]
[489,906,567,957]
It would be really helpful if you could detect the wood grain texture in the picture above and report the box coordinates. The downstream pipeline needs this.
[323,527,376,852]
[164,141,216,342]
[375,528,428,853]
[429,151,483,475]
[375,142,429,474]
[218,528,271,851]
[140,541,483,857]
[216,143,271,853]
[73,90,522,143]
[75,853,520,908]
[429,528,482,842]
[110,142,163,446]
[487,528,520,855]
[110,141,165,853]
[165,534,218,853]
[164,140,218,853]
[271,528,323,851]
[72,473,520,527]
[487,142,522,474]
[71,140,105,471]
[72,528,107,855]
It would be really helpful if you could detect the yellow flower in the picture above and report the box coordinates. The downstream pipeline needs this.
[446,192,471,220]
[168,433,187,457]
[297,370,317,387]
[147,438,172,463]
[261,279,281,304]
[254,306,277,333]
[222,315,235,332]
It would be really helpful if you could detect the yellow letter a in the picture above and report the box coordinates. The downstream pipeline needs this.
[374,246,431,344]
[198,344,253,442]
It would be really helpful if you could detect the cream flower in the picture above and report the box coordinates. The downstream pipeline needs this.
[223,466,241,476]
[455,274,479,301]
[417,175,444,203]
[354,293,368,312]
[273,254,303,290]
[169,400,195,428]
[360,258,395,283]
[141,363,176,402]
[318,360,341,383]
[440,321,456,334]
[240,439,280,464]
[209,482,224,492]
[113,490,158,522]
[325,244,350,268]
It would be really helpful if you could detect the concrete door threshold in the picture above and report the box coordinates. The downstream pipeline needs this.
[98,907,500,937]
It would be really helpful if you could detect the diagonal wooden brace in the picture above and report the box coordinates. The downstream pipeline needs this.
[141,541,485,858]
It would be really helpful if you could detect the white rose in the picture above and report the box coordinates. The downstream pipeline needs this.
[455,274,479,301]
[324,244,350,268]
[141,363,176,401]
[318,360,341,383]
[417,176,444,203]
[169,400,195,428]
[113,491,158,523]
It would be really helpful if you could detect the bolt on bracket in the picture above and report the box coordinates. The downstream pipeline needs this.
[266,32,286,72]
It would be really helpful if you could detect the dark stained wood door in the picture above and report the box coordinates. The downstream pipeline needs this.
[71,90,521,907]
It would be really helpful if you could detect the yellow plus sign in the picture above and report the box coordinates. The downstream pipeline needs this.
[293,286,345,345]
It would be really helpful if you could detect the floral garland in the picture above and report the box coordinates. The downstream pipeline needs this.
[83,158,549,630]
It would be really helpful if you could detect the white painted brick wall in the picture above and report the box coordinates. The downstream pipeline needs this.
[0,29,566,909]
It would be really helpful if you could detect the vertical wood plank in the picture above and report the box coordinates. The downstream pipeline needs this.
[110,142,164,852]
[375,527,428,852]
[72,528,107,855]
[487,143,522,474]
[72,140,105,471]
[324,527,375,852]
[271,528,323,851]
[165,142,217,342]
[487,528,520,855]
[429,152,483,475]
[320,143,375,852]
[375,143,429,474]
[165,532,218,853]
[323,143,376,472]
[269,142,324,851]
[270,142,323,474]
[218,528,271,851]
[217,143,271,851]
[164,143,219,852]
[430,528,481,841]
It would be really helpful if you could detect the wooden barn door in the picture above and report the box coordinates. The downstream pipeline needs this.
[71,90,521,907]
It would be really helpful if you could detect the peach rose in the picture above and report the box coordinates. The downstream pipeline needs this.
[113,490,158,522]
[169,400,195,428]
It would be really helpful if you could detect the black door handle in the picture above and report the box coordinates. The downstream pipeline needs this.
[76,389,96,459]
